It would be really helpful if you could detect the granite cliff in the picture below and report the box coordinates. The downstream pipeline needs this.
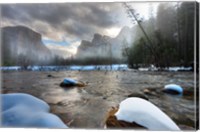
[2,26,53,66]
[75,26,136,60]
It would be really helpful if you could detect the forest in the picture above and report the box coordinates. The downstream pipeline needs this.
[1,2,198,129]
[49,2,198,69]
[122,2,198,69]
[42,2,199,70]
[1,2,198,70]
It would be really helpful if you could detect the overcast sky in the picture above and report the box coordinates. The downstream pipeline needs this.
[1,2,158,58]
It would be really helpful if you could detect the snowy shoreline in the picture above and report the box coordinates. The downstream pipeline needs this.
[0,65,193,72]
[0,64,127,71]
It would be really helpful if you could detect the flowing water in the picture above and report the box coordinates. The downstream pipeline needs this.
[1,70,197,129]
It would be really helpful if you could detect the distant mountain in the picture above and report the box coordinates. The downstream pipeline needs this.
[75,26,136,60]
[50,48,71,59]
[1,26,53,66]
[115,26,134,43]
[76,33,111,59]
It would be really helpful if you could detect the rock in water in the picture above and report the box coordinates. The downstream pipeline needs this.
[105,106,146,129]
[63,78,77,85]
[143,88,151,94]
[127,93,148,100]
[163,84,183,95]
[105,97,180,130]
[47,74,53,77]
[60,78,85,87]
[1,93,68,128]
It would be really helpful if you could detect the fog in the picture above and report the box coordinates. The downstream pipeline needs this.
[1,2,197,69]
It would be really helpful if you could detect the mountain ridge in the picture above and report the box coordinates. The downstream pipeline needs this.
[75,26,136,60]
[1,25,53,66]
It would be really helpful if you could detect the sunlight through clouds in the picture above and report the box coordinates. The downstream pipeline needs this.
[104,27,121,38]
[1,2,159,58]
[44,40,81,58]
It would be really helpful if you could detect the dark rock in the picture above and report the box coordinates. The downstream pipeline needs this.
[60,82,76,87]
[183,89,194,96]
[60,78,85,88]
[162,89,181,95]
[143,89,151,94]
[179,125,195,130]
[47,74,53,77]
[127,93,149,100]
[102,96,107,100]
[105,107,147,129]
[142,88,160,97]
[57,100,69,106]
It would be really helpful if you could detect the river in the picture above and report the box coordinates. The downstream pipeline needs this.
[1,70,197,130]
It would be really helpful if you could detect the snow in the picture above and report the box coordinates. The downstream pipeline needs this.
[63,78,78,85]
[138,64,158,71]
[164,84,183,94]
[138,66,192,72]
[70,64,128,71]
[81,66,96,71]
[138,68,149,71]
[0,64,128,71]
[1,93,68,128]
[167,67,192,72]
[0,65,192,72]
[0,66,21,71]
[115,97,180,130]
[27,66,41,71]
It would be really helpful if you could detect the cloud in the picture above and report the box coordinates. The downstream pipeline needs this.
[1,3,130,41]
[1,2,136,58]
[103,27,122,38]
[44,40,81,58]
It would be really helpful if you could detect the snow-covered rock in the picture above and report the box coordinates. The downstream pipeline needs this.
[115,97,180,131]
[63,78,78,85]
[163,84,183,94]
[60,78,85,87]
[1,93,68,128]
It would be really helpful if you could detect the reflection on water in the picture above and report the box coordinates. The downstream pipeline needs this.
[2,70,196,129]
[41,88,82,104]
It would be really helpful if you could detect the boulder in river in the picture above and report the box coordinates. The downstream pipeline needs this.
[162,84,183,95]
[47,74,53,77]
[105,97,180,130]
[105,106,146,129]
[143,88,151,94]
[127,93,149,100]
[60,78,85,87]
[1,93,68,128]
